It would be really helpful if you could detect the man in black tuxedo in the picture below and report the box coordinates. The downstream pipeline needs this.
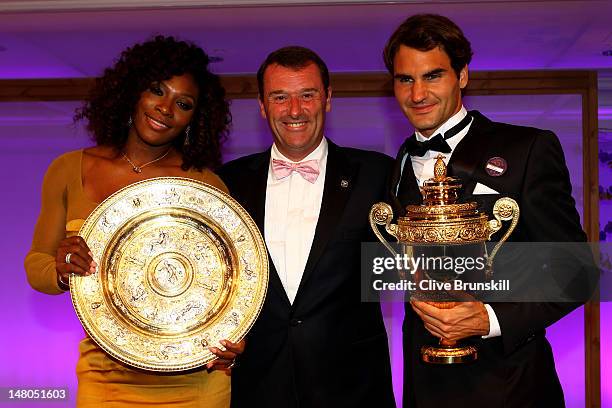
[218,46,395,408]
[384,14,590,407]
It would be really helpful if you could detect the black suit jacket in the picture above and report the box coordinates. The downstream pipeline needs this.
[218,140,396,408]
[390,111,588,408]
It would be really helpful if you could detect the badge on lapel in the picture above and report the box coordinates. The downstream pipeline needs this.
[485,157,507,177]
[340,179,349,188]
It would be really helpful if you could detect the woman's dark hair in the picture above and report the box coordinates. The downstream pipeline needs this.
[383,14,473,77]
[75,35,230,170]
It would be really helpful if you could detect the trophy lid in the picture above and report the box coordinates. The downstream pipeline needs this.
[404,155,482,222]
[421,155,462,206]
[374,156,517,246]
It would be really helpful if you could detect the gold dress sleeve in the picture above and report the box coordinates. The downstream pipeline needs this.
[24,153,75,294]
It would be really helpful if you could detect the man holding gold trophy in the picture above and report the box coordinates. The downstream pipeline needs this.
[379,13,592,408]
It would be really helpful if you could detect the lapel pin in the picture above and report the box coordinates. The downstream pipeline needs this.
[485,157,507,177]
[340,179,349,188]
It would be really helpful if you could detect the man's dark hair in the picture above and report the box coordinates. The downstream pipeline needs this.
[257,46,330,99]
[383,14,473,77]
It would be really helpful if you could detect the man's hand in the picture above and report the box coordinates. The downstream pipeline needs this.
[410,300,490,342]
[207,339,246,375]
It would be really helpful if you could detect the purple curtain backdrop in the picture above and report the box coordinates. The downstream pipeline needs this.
[3,93,609,407]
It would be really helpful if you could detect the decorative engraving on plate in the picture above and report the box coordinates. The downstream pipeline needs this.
[70,178,268,372]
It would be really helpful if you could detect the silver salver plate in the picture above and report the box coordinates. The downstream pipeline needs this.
[70,177,268,372]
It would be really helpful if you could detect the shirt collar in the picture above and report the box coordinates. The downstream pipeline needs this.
[415,106,468,142]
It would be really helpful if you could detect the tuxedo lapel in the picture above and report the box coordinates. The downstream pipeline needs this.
[292,142,356,308]
[391,137,422,212]
[448,111,494,201]
[388,143,404,202]
[242,151,269,233]
[243,150,291,307]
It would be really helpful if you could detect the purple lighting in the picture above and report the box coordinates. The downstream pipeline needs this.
[2,90,609,407]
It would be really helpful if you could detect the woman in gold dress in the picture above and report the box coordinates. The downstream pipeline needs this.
[24,35,241,407]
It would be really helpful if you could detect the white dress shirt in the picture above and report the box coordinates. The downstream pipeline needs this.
[400,106,501,339]
[264,137,328,304]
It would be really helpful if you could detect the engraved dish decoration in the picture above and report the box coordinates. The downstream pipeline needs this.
[70,177,268,372]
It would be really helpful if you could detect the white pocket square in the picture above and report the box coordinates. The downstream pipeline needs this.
[473,182,499,195]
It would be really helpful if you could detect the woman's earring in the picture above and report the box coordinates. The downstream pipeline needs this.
[127,116,133,128]
[184,125,191,146]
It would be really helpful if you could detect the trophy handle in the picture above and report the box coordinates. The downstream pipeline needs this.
[486,197,520,274]
[369,202,399,256]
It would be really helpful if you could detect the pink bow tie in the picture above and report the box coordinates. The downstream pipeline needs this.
[272,158,320,183]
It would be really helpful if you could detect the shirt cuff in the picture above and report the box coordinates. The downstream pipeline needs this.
[482,303,501,339]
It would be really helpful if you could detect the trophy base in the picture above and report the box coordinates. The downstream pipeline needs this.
[421,344,478,364]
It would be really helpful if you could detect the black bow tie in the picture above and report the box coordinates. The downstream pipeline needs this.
[403,114,472,157]
[404,134,451,157]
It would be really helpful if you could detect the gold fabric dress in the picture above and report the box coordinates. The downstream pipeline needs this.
[24,150,231,407]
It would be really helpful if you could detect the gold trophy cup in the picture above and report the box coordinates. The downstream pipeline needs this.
[369,156,519,364]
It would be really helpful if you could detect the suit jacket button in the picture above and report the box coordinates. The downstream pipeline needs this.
[289,318,302,326]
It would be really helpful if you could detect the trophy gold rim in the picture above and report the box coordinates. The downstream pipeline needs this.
[421,344,478,364]
[70,177,268,372]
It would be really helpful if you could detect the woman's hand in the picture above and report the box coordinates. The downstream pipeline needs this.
[207,339,246,376]
[55,236,97,286]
